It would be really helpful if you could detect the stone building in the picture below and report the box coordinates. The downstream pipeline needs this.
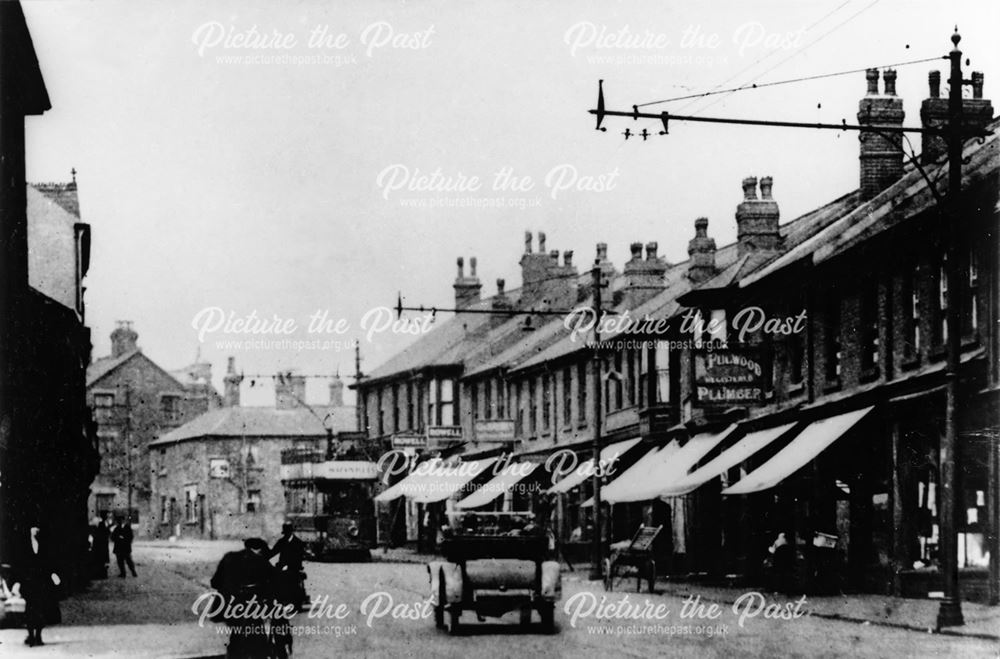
[149,361,356,540]
[86,323,221,533]
[0,1,98,591]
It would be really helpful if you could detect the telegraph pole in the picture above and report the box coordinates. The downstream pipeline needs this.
[124,385,132,520]
[589,263,605,580]
[937,28,966,629]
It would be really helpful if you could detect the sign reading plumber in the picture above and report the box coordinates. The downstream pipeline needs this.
[693,348,772,406]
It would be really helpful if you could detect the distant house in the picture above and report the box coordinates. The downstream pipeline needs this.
[150,363,356,539]
[86,323,221,534]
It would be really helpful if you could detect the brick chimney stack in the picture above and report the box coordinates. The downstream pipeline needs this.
[274,372,307,410]
[329,373,345,407]
[736,176,781,256]
[857,68,905,200]
[920,69,993,164]
[687,217,717,283]
[223,356,243,407]
[453,256,482,309]
[622,240,667,305]
[519,230,577,305]
[110,320,138,357]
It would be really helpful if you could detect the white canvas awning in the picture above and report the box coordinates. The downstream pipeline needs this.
[722,407,874,496]
[658,422,798,497]
[545,437,642,494]
[455,462,540,509]
[373,457,498,504]
[580,441,678,505]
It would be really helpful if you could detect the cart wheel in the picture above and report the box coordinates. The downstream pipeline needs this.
[434,580,445,629]
[447,608,461,635]
[647,560,656,594]
[603,558,613,591]
[538,603,555,633]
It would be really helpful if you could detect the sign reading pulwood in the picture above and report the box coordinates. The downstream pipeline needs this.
[692,348,771,406]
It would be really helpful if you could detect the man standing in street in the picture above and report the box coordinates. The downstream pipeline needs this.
[211,538,279,659]
[269,522,307,608]
[110,517,137,578]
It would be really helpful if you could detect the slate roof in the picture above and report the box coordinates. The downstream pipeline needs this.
[31,182,80,218]
[86,349,142,387]
[740,119,1000,287]
[150,404,358,446]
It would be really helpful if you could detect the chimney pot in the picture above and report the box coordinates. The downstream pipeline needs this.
[223,356,243,407]
[469,256,477,277]
[883,69,898,96]
[759,176,774,200]
[497,278,505,295]
[741,176,758,200]
[562,250,573,267]
[596,242,608,260]
[630,242,643,260]
[972,71,984,99]
[538,232,547,253]
[645,242,658,261]
[524,231,532,253]
[456,256,464,277]
[694,217,709,235]
[928,70,941,98]
[866,68,879,95]
[548,249,558,262]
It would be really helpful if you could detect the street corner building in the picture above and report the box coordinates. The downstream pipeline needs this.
[86,323,223,536]
[355,66,999,603]
[148,363,358,541]
[0,2,98,592]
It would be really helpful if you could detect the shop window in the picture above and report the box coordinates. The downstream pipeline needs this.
[788,331,805,388]
[959,488,989,568]
[915,473,938,566]
[427,379,437,426]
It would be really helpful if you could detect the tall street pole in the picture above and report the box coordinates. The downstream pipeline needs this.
[590,263,604,580]
[937,28,966,629]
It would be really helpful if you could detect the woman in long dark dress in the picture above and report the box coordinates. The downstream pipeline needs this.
[18,525,61,647]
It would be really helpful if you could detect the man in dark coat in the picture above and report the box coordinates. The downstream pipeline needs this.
[91,516,111,579]
[211,538,278,658]
[17,525,61,647]
[110,517,137,578]
[269,522,308,608]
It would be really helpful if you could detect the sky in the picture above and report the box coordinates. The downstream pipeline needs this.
[20,0,1000,406]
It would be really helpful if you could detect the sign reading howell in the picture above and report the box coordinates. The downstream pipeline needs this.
[693,348,771,406]
[391,431,427,449]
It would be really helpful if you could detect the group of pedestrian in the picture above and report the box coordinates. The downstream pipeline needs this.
[89,514,137,580]
[210,522,308,659]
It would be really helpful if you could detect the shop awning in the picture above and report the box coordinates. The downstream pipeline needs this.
[611,424,738,501]
[658,422,798,497]
[546,437,642,494]
[373,457,498,504]
[455,462,540,509]
[722,407,874,496]
[580,441,679,505]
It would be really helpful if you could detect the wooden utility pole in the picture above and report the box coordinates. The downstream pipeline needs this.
[590,263,605,580]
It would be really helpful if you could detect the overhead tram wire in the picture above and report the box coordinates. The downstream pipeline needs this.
[633,56,945,109]
[668,0,854,114]
[686,0,883,116]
